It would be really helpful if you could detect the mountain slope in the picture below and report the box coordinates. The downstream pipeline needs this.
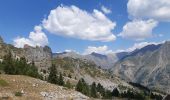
[53,51,128,69]
[111,42,170,93]
[52,57,131,91]
[0,75,88,100]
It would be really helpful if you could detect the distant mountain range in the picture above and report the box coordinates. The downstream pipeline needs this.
[53,41,170,94]
[53,51,129,69]
[0,35,169,95]
[112,42,170,93]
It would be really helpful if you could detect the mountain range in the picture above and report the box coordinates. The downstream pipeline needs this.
[0,35,169,96]
[53,40,170,94]
[53,51,128,69]
[112,42,170,93]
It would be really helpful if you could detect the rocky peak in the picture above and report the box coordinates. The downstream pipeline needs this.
[90,52,107,59]
[23,45,52,72]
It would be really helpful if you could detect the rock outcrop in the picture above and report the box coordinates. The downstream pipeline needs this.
[23,45,52,72]
[0,36,52,73]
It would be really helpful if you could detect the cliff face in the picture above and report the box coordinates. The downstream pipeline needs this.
[0,36,52,73]
[23,45,52,72]
[112,42,170,93]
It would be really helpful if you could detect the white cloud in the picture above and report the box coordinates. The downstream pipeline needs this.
[64,49,72,52]
[128,0,170,22]
[119,19,158,40]
[101,6,112,14]
[115,41,162,53]
[83,45,113,54]
[13,25,48,48]
[43,5,116,42]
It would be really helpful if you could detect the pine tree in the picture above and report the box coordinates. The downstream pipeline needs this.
[76,79,83,92]
[76,78,90,96]
[68,73,72,78]
[91,82,97,98]
[48,64,58,84]
[104,90,112,99]
[112,88,119,97]
[81,79,90,96]
[58,72,64,86]
[3,51,15,74]
[97,83,105,97]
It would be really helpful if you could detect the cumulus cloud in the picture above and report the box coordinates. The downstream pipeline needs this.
[128,0,170,22]
[119,19,158,40]
[101,6,112,14]
[83,45,113,54]
[43,5,116,42]
[13,25,48,48]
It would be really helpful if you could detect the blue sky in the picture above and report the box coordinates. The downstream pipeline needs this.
[0,0,170,54]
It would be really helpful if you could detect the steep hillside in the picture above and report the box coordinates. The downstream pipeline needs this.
[0,75,88,100]
[0,36,52,73]
[85,52,118,69]
[52,57,132,91]
[112,42,170,94]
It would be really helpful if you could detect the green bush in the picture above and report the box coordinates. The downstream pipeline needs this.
[15,91,22,97]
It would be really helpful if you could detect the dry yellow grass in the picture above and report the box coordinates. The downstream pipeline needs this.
[0,75,88,100]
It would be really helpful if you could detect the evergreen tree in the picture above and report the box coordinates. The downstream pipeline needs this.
[3,51,15,74]
[58,72,65,86]
[76,78,90,96]
[103,90,112,99]
[68,73,72,78]
[112,88,119,97]
[97,83,105,97]
[1,52,41,78]
[91,82,97,98]
[76,79,83,92]
[48,64,58,84]
[81,79,90,96]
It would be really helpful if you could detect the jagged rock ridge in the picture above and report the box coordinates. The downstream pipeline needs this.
[0,36,52,73]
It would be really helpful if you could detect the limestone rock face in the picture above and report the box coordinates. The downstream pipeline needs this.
[112,42,170,93]
[0,36,52,73]
[23,45,52,72]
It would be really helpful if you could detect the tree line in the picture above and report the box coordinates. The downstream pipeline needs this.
[0,52,42,79]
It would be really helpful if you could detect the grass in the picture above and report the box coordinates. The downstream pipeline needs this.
[0,79,8,86]
[15,91,22,97]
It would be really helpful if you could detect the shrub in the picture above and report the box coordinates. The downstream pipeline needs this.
[15,91,22,97]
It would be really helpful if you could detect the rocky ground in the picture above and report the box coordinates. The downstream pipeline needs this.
[0,75,88,100]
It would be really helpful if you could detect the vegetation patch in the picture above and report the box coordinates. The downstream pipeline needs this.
[0,52,42,79]
[0,79,8,86]
[15,91,22,97]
